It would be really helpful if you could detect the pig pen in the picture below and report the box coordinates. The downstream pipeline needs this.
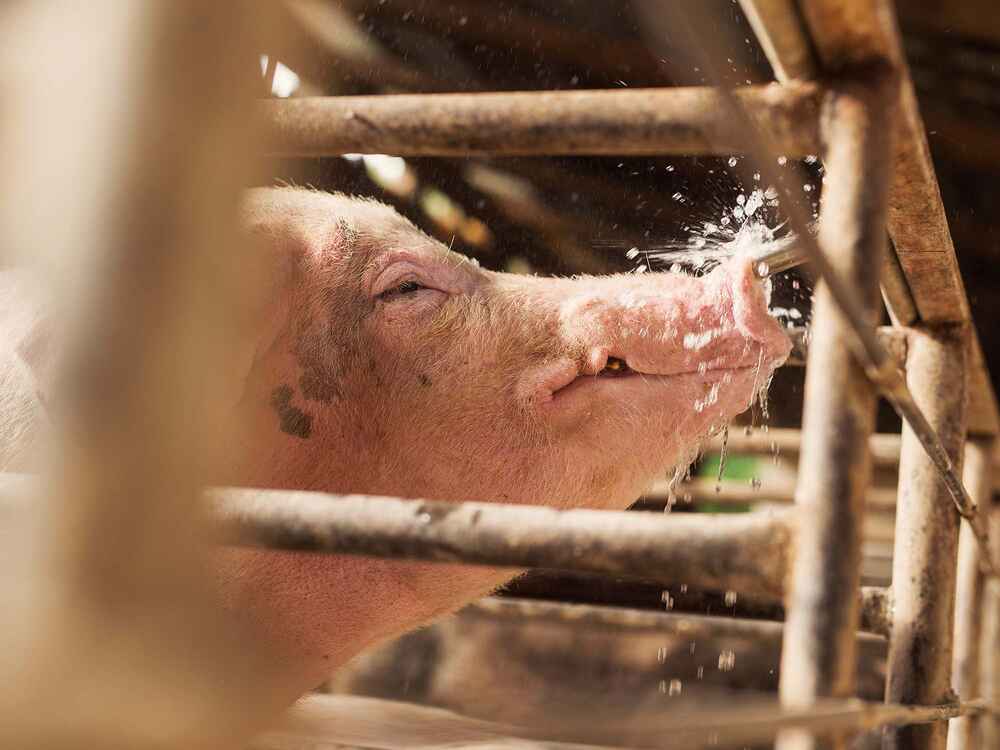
[1,2,999,750]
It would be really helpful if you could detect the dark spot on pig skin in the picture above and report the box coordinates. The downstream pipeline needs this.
[270,385,313,439]
[418,374,432,387]
[299,370,341,404]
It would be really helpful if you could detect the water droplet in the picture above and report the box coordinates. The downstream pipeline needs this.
[668,679,683,696]
[728,156,738,167]
[697,666,705,680]
[777,155,788,166]
[750,477,762,491]
[718,650,736,671]
[657,646,668,663]
[661,591,675,610]
[724,590,738,606]
[417,512,432,524]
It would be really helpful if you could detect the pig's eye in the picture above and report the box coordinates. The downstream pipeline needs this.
[378,279,425,300]
[378,279,427,302]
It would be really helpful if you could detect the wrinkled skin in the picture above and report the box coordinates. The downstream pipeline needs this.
[0,187,790,703]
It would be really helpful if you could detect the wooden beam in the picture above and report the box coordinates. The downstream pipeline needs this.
[777,71,893,750]
[886,326,969,750]
[797,0,970,325]
[215,488,792,600]
[258,83,822,157]
[255,693,982,750]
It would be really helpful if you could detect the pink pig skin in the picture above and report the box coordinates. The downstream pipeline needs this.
[0,187,790,705]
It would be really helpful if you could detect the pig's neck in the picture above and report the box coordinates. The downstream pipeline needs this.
[214,547,516,695]
[215,366,521,696]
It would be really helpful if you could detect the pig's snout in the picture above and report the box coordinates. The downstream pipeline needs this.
[527,259,790,407]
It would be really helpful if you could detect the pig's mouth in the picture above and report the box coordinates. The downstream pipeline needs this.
[598,356,634,377]
[548,353,752,403]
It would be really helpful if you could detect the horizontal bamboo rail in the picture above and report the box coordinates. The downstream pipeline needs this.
[254,693,990,750]
[699,427,903,468]
[473,594,892,640]
[0,474,894,634]
[214,487,792,600]
[257,82,822,157]
[645,477,899,514]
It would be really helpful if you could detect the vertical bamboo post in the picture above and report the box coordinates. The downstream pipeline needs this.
[776,69,897,750]
[981,463,1000,750]
[884,326,969,750]
[947,438,994,750]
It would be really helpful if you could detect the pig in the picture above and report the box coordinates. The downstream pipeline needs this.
[0,186,790,705]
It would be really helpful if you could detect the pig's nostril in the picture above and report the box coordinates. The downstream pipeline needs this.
[600,356,633,376]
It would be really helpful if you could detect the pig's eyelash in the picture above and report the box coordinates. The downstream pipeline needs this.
[378,279,426,300]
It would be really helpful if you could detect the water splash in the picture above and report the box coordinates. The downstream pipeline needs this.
[632,185,786,275]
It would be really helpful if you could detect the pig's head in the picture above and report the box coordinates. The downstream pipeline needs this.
[229,187,790,509]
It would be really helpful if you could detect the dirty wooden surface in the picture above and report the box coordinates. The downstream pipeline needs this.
[777,70,895,750]
[886,327,969,750]
[258,82,822,157]
[215,488,792,600]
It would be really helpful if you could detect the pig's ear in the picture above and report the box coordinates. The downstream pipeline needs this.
[223,223,303,405]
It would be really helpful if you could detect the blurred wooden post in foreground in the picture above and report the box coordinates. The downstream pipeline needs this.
[0,3,292,748]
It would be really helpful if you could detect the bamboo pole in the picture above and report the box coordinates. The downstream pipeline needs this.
[738,0,820,81]
[777,71,896,750]
[948,437,995,750]
[258,83,822,157]
[255,693,986,750]
[0,474,894,634]
[885,326,970,750]
[214,488,792,600]
[980,467,1000,749]
[466,595,894,643]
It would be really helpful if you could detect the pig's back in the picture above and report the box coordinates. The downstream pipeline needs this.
[0,271,47,471]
